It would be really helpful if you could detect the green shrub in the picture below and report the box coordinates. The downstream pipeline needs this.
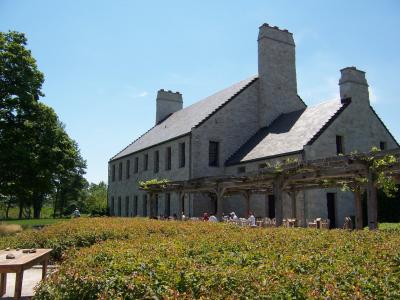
[30,219,400,299]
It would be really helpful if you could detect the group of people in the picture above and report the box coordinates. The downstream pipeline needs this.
[201,212,218,222]
[202,211,256,226]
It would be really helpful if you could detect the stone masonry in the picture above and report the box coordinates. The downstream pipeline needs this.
[108,23,398,227]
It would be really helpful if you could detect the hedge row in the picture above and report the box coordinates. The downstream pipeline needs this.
[30,219,400,299]
[0,217,195,260]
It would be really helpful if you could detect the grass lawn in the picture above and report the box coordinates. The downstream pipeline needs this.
[0,218,69,228]
[379,222,400,230]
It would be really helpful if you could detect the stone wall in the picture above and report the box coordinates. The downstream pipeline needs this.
[108,135,190,217]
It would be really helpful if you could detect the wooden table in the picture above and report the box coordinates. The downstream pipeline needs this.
[0,248,51,299]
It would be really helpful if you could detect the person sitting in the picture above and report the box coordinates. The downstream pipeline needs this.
[203,212,209,221]
[73,208,80,218]
[230,212,238,220]
[248,212,256,226]
[209,214,218,222]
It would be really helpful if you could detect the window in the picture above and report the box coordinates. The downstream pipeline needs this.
[209,141,219,167]
[118,162,123,181]
[134,157,139,173]
[165,193,171,217]
[258,164,265,169]
[154,151,159,173]
[117,196,122,216]
[336,135,344,155]
[144,154,148,171]
[112,165,116,182]
[143,195,148,216]
[237,166,246,174]
[110,196,115,216]
[133,195,138,216]
[179,143,185,168]
[380,141,386,151]
[126,160,130,179]
[165,147,172,170]
[125,196,129,217]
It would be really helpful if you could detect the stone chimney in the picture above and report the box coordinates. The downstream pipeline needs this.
[156,89,183,124]
[339,67,369,106]
[258,23,305,127]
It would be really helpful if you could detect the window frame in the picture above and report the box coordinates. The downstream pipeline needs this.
[118,162,123,181]
[165,147,172,171]
[144,153,149,171]
[209,141,220,167]
[126,160,130,179]
[154,151,159,173]
[179,142,185,168]
[134,157,139,174]
[112,165,116,182]
[336,135,344,155]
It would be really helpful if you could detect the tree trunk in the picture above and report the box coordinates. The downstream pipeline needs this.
[5,201,11,219]
[18,200,23,219]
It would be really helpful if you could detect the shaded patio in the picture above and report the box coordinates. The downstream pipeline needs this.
[142,149,400,230]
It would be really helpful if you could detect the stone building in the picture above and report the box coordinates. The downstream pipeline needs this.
[108,23,398,227]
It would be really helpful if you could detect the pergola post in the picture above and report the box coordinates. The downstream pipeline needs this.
[367,170,378,230]
[288,190,297,219]
[149,193,156,218]
[177,191,184,220]
[273,176,284,226]
[243,190,251,217]
[216,185,226,221]
[354,186,363,230]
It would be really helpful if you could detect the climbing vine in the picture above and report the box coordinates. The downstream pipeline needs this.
[138,179,170,190]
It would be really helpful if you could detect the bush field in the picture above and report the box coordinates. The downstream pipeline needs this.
[0,218,399,298]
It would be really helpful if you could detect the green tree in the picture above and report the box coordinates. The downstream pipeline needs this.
[85,181,108,215]
[0,31,87,219]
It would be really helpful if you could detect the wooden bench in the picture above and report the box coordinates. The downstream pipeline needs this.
[0,248,51,299]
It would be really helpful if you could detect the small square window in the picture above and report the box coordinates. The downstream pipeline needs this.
[237,166,246,173]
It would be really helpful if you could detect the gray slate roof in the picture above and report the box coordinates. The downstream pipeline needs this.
[112,75,258,160]
[226,99,345,165]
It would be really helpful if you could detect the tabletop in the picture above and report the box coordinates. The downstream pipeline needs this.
[0,249,52,267]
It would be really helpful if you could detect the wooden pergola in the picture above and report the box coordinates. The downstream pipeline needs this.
[142,149,400,230]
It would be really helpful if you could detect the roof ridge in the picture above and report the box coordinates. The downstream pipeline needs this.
[194,76,258,129]
[306,100,350,146]
[110,75,258,161]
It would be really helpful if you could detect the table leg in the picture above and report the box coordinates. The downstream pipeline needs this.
[42,259,48,279]
[0,273,6,296]
[14,271,23,300]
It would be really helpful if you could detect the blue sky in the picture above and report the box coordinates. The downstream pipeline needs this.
[1,0,399,183]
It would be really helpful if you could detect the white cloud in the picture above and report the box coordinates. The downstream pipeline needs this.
[134,91,148,98]
[369,87,378,104]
